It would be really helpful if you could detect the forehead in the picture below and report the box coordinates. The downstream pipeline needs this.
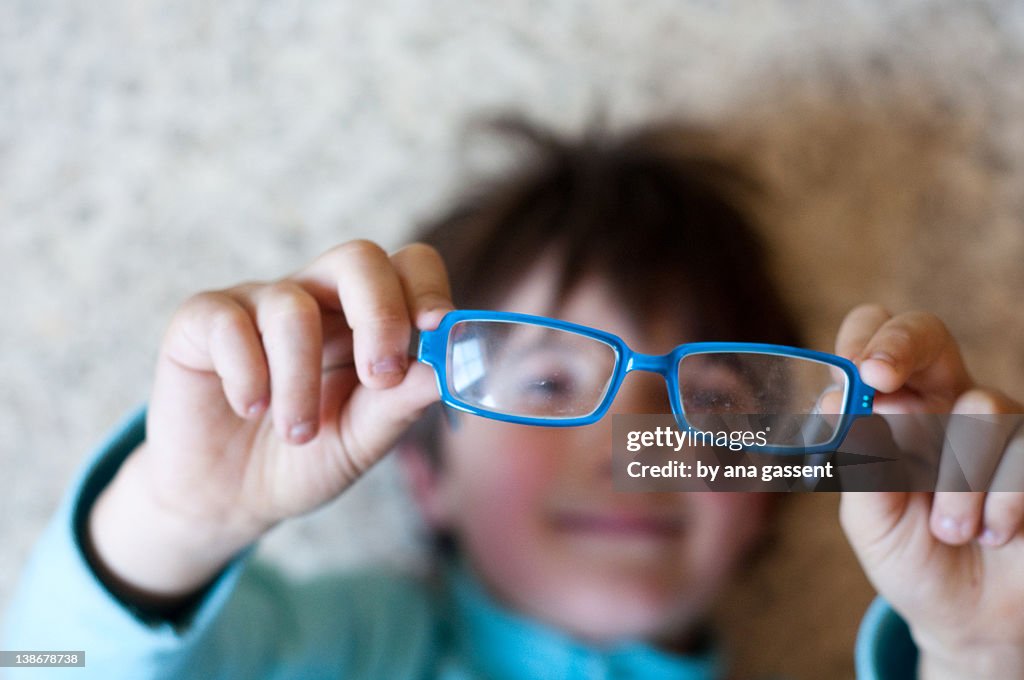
[491,254,692,354]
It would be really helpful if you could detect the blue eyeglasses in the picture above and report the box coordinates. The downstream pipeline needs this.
[417,310,874,453]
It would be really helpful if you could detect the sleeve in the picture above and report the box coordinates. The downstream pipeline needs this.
[1,408,439,680]
[854,596,919,680]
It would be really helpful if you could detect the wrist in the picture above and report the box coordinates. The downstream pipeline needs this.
[87,445,263,601]
[915,633,1024,680]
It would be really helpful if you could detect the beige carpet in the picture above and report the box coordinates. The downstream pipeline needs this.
[3,3,1023,677]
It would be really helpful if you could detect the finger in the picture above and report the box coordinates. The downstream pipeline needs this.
[929,491,985,545]
[857,311,972,399]
[251,281,324,444]
[835,303,892,360]
[389,243,454,330]
[816,386,845,415]
[935,390,1020,491]
[320,312,356,373]
[161,291,270,418]
[980,395,1024,547]
[931,389,1021,544]
[254,275,354,378]
[980,491,1024,547]
[298,240,412,389]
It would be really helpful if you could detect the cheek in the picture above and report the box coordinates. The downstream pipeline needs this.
[445,422,561,493]
[439,422,566,552]
[438,423,583,605]
[688,493,769,574]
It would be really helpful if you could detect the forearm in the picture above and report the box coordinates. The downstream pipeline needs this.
[4,409,293,680]
[87,443,258,607]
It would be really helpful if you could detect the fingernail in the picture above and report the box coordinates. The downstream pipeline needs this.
[371,356,406,376]
[979,528,1005,547]
[868,351,896,366]
[939,515,968,541]
[289,421,316,443]
[247,398,268,417]
[420,297,450,315]
[418,306,451,329]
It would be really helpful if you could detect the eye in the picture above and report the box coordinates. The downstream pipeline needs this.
[499,352,604,416]
[515,358,579,396]
[519,371,575,397]
[481,334,616,418]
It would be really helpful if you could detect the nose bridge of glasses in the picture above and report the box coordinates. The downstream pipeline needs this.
[624,351,675,376]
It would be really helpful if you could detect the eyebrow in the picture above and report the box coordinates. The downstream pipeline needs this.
[497,326,611,366]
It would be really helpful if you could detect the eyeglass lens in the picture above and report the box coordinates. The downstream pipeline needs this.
[445,320,850,447]
[447,320,617,419]
[677,352,849,447]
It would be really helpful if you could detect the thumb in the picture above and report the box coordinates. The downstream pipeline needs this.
[839,492,917,560]
[332,362,441,479]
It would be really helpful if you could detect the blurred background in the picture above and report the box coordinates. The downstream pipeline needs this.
[2,1,1022,677]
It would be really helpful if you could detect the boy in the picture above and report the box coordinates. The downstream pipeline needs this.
[5,119,1024,679]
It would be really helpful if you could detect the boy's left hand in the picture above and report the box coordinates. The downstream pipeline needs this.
[835,304,1024,680]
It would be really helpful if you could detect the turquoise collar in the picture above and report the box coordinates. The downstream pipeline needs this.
[442,561,724,680]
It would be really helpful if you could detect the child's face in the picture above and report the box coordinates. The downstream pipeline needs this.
[418,257,772,644]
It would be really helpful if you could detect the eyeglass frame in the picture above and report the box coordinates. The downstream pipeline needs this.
[417,309,875,454]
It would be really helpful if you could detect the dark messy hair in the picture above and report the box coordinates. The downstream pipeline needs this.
[415,116,801,344]
[404,115,801,557]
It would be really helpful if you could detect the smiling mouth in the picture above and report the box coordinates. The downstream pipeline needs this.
[550,510,686,539]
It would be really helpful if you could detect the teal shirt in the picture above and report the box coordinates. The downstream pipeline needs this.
[2,409,914,678]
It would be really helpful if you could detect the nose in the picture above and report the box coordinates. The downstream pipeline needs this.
[568,373,672,483]
[610,371,673,415]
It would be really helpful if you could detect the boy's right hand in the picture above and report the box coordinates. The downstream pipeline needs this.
[88,240,451,602]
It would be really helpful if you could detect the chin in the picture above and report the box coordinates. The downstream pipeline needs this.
[535,579,701,645]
